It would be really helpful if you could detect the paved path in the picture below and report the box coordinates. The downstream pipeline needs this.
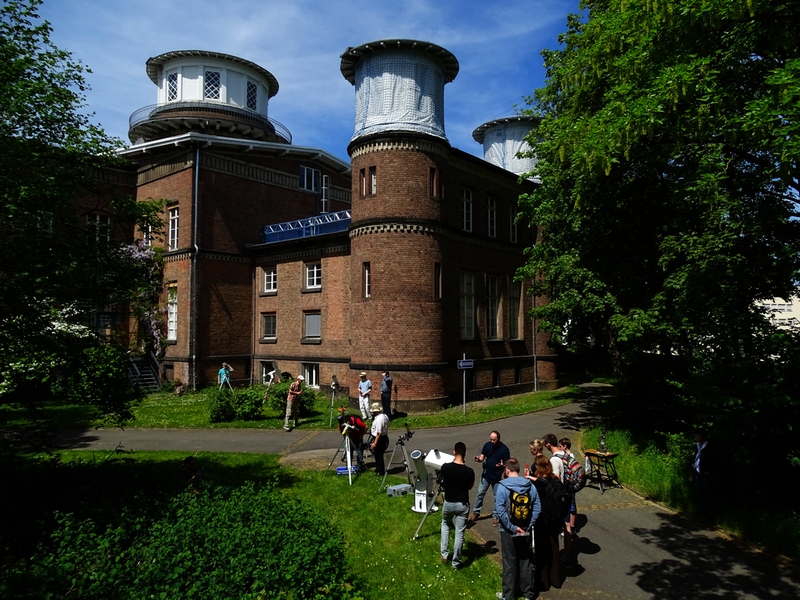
[56,387,800,599]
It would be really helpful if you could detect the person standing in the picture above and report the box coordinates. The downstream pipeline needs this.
[217,362,233,389]
[440,441,475,570]
[470,430,510,526]
[357,372,372,421]
[527,454,564,591]
[494,458,540,600]
[558,437,579,567]
[690,429,714,518]
[283,374,304,431]
[369,402,389,475]
[380,371,393,417]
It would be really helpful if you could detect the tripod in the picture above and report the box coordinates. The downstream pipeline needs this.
[379,425,415,491]
[326,425,361,486]
[413,472,444,539]
[328,379,340,427]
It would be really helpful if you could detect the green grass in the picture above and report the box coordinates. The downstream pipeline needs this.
[8,450,503,598]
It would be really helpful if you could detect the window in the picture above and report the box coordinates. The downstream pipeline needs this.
[510,204,518,243]
[486,275,499,339]
[167,72,178,101]
[487,198,496,238]
[302,363,320,387]
[509,280,522,339]
[429,167,440,198]
[167,286,177,341]
[262,313,276,340]
[246,81,258,110]
[360,167,377,196]
[462,189,473,232]
[305,262,321,290]
[87,214,111,243]
[434,262,442,299]
[168,207,179,251]
[369,166,377,195]
[261,361,278,384]
[460,272,475,339]
[299,165,321,192]
[204,70,221,99]
[141,224,153,248]
[363,262,371,298]
[303,311,321,341]
[263,266,277,293]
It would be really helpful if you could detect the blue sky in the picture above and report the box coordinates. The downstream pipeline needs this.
[39,0,579,163]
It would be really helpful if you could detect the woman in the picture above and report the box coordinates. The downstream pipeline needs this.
[528,454,562,591]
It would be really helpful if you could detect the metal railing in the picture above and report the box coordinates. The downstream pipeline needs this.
[129,101,292,144]
[262,210,351,243]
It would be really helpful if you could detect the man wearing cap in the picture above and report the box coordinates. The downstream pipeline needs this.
[283,374,304,431]
[357,372,372,421]
[369,402,389,475]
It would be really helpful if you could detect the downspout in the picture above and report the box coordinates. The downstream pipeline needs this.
[532,288,538,392]
[191,147,200,390]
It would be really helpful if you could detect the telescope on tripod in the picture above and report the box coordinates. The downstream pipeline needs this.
[411,448,455,538]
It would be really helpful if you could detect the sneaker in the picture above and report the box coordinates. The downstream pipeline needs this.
[492,518,499,527]
[452,562,462,570]
[468,512,479,522]
[440,555,448,564]
[283,425,291,431]
[495,593,504,600]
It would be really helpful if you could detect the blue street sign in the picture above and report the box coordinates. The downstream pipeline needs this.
[457,359,474,369]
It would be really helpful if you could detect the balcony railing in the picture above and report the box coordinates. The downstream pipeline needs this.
[129,101,291,144]
[262,210,351,244]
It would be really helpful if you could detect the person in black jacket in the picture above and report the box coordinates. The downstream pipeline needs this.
[690,429,714,517]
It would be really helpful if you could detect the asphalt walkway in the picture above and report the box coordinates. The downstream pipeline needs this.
[56,386,800,599]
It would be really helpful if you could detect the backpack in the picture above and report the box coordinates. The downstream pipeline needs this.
[503,483,533,528]
[541,478,571,529]
[559,452,586,493]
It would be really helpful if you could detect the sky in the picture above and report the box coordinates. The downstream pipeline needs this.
[38,0,580,163]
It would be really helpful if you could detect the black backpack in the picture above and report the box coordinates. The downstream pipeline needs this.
[541,478,571,529]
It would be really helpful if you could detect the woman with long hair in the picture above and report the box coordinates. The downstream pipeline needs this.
[529,454,562,591]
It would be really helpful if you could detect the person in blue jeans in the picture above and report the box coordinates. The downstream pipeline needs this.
[439,441,475,569]
[470,430,510,525]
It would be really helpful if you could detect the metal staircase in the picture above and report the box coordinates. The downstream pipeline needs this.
[127,354,160,392]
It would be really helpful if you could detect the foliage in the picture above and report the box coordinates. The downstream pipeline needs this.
[0,0,163,419]
[519,0,800,488]
[264,380,318,416]
[208,385,267,422]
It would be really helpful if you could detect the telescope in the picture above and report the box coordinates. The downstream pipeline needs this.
[409,448,454,513]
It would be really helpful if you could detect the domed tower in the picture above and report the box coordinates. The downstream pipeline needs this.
[471,116,540,178]
[128,50,291,145]
[340,39,459,410]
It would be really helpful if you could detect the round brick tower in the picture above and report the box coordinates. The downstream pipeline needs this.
[128,50,291,145]
[340,39,459,410]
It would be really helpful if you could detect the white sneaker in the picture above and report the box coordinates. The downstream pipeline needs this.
[495,593,504,600]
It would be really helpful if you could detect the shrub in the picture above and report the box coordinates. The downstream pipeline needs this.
[264,380,317,416]
[208,387,235,422]
[8,481,358,599]
[232,384,266,420]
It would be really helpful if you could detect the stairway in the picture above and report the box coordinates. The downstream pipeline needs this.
[127,355,160,392]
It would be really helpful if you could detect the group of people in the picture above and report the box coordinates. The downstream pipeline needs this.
[438,430,582,600]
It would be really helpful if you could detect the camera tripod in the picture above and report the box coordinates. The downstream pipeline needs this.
[413,472,444,539]
[379,425,415,491]
[326,424,363,486]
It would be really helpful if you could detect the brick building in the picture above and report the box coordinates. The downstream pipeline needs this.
[119,43,557,412]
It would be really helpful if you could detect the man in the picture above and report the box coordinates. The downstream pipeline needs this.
[690,429,714,518]
[338,412,367,472]
[440,441,475,570]
[217,362,233,389]
[380,371,393,417]
[357,372,372,421]
[494,458,541,600]
[543,433,564,482]
[558,437,579,567]
[283,374,304,431]
[471,430,510,526]
[369,402,389,475]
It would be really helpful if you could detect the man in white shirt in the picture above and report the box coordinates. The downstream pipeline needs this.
[369,402,389,475]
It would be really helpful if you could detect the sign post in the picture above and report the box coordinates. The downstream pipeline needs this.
[457,354,474,415]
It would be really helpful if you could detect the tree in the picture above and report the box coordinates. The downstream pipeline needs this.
[519,1,800,472]
[0,0,162,424]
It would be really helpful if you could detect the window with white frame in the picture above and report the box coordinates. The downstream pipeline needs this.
[167,72,178,101]
[303,311,321,340]
[510,204,518,243]
[486,275,499,339]
[369,166,377,195]
[363,262,371,298]
[305,262,321,289]
[141,224,153,248]
[509,279,522,339]
[462,189,473,232]
[299,165,321,192]
[167,286,178,341]
[302,363,320,387]
[262,313,276,340]
[487,198,496,238]
[87,214,111,243]
[460,272,475,339]
[246,81,258,110]
[204,70,221,99]
[263,266,277,293]
[168,207,179,251]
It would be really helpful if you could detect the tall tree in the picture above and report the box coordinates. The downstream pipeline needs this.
[520,1,800,464]
[0,0,162,423]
